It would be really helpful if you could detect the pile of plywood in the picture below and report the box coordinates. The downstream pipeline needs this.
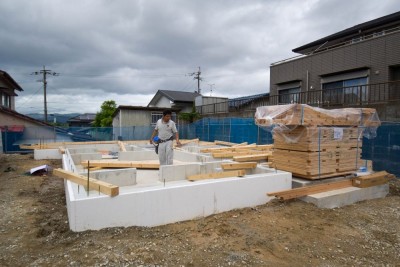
[255,104,381,179]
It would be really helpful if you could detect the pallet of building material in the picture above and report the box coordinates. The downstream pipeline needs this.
[53,168,119,197]
[187,169,246,181]
[81,160,160,169]
[352,171,395,188]
[255,104,381,127]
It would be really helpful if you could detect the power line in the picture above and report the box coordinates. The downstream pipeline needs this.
[31,66,59,122]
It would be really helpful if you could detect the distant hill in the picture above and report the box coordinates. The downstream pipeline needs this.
[24,113,82,124]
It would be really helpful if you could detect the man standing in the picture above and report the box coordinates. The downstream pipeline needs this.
[150,110,181,165]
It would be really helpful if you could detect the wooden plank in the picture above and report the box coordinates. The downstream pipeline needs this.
[214,140,239,147]
[221,162,257,170]
[173,138,199,148]
[187,170,246,181]
[59,147,66,154]
[212,150,266,158]
[232,142,248,147]
[233,153,271,162]
[118,141,127,152]
[20,140,118,150]
[352,171,395,188]
[81,160,160,169]
[200,144,260,153]
[267,179,353,200]
[53,168,119,197]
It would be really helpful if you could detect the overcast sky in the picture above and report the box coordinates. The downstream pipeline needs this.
[1,0,399,114]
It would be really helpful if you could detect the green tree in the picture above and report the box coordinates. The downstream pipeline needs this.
[93,100,117,127]
[178,105,200,123]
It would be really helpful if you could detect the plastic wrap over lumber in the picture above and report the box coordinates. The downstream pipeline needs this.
[255,104,381,127]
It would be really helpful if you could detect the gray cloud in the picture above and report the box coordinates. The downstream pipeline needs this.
[0,0,398,113]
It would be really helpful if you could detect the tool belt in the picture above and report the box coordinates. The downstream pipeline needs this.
[154,136,174,154]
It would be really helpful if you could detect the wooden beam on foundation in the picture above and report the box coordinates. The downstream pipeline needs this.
[214,140,239,147]
[20,140,118,150]
[233,153,272,162]
[352,171,394,188]
[174,138,200,148]
[53,168,119,197]
[212,150,266,158]
[221,162,257,170]
[267,179,353,200]
[187,169,246,181]
[200,144,259,153]
[117,141,127,152]
[81,160,160,169]
[232,142,248,147]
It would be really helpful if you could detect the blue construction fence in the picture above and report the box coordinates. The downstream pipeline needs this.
[1,119,398,177]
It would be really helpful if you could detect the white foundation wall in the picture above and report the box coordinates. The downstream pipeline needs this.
[34,149,62,160]
[65,171,291,232]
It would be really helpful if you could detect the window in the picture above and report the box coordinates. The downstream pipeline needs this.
[1,92,11,108]
[322,77,368,105]
[151,112,177,126]
[278,87,301,104]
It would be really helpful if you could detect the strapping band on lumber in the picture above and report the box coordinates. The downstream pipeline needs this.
[53,168,119,197]
[267,179,353,200]
[81,160,160,169]
[221,162,257,170]
[187,170,246,181]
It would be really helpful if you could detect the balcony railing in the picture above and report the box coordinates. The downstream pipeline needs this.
[196,81,400,115]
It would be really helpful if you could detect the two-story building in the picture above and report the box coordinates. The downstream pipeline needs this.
[269,11,400,121]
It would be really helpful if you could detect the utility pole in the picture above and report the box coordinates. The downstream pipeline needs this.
[208,83,215,96]
[188,67,202,94]
[32,66,59,122]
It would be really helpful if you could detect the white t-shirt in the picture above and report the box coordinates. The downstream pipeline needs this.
[155,119,177,140]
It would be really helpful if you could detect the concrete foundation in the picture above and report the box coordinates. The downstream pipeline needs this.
[34,149,62,160]
[300,184,389,209]
[119,150,158,161]
[81,168,137,186]
[61,144,292,232]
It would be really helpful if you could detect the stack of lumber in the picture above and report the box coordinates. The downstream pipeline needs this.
[200,144,274,163]
[255,104,381,127]
[254,104,381,180]
[273,126,362,179]
[267,171,394,200]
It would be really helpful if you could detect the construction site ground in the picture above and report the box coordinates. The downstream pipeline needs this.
[1,153,399,267]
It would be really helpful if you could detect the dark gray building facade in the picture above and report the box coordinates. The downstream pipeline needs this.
[270,11,400,121]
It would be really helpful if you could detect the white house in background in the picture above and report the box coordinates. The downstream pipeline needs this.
[147,90,201,113]
[0,70,23,110]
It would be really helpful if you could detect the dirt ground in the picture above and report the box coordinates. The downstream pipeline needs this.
[0,153,399,267]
